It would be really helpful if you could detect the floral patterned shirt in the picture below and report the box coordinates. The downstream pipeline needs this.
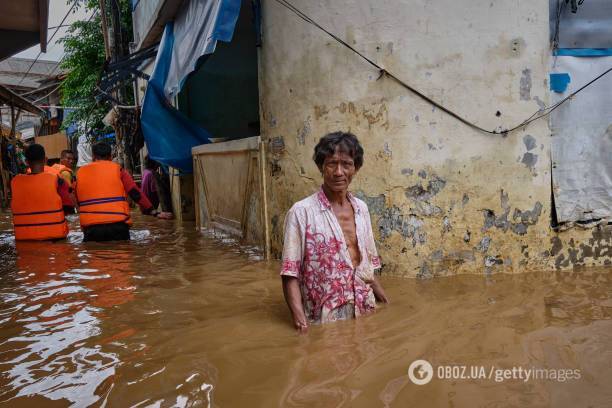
[280,188,381,324]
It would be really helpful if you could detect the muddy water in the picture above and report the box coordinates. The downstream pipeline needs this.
[0,212,610,407]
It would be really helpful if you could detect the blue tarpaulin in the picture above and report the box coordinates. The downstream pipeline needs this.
[554,48,612,57]
[141,23,212,172]
[141,0,241,173]
[64,109,78,136]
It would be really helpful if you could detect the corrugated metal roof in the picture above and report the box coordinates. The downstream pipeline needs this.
[0,57,61,89]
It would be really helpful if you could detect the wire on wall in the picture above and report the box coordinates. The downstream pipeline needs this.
[275,0,612,137]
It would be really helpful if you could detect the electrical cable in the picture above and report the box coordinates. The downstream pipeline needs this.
[47,11,98,78]
[29,83,63,104]
[19,81,60,97]
[275,0,612,136]
[552,0,567,52]
[16,1,78,86]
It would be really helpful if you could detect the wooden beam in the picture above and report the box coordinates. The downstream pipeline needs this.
[38,0,48,53]
[0,83,46,117]
[259,140,271,260]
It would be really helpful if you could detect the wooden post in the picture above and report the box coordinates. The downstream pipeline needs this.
[169,166,182,222]
[0,104,18,207]
[193,156,200,229]
[98,0,112,59]
[259,140,271,260]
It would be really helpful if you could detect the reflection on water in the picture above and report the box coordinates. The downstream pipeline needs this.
[0,212,610,407]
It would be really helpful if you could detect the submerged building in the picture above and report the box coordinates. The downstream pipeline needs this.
[132,0,612,276]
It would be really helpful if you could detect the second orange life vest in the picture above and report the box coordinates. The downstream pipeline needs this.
[11,173,68,240]
[76,160,131,227]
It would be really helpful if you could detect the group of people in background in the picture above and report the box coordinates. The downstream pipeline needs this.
[11,142,172,242]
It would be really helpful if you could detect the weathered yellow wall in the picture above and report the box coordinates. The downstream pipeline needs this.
[258,0,611,276]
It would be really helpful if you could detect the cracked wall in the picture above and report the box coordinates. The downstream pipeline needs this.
[258,0,612,276]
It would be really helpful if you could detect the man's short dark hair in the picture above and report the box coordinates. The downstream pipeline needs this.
[25,144,46,163]
[313,131,364,170]
[92,142,112,159]
[60,149,74,158]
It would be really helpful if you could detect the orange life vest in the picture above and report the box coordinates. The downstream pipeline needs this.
[76,160,131,227]
[52,163,76,207]
[11,173,69,240]
[26,165,60,175]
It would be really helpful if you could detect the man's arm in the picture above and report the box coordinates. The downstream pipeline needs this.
[280,207,308,332]
[363,206,389,303]
[282,276,308,333]
[59,170,72,185]
[119,168,156,215]
[371,276,389,304]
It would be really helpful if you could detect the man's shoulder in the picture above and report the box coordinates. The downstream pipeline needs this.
[288,192,320,213]
[349,194,370,213]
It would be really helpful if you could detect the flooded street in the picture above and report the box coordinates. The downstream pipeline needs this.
[0,212,610,407]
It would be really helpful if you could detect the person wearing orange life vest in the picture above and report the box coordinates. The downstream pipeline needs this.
[11,144,74,241]
[52,150,77,215]
[26,164,59,175]
[76,142,158,242]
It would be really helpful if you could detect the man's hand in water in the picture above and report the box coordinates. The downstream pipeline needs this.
[282,276,309,334]
[293,317,308,334]
[371,276,389,304]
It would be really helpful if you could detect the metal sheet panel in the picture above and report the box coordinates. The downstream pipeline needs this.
[550,0,612,48]
[550,56,612,223]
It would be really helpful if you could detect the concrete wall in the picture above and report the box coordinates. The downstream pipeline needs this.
[258,0,611,276]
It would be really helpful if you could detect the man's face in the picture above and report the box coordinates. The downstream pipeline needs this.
[321,148,357,192]
[61,153,75,167]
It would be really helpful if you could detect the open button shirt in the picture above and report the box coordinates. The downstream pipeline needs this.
[280,188,381,324]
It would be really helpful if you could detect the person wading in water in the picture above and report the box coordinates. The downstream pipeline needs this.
[280,131,388,333]
[75,142,158,242]
[53,149,77,215]
[11,144,74,241]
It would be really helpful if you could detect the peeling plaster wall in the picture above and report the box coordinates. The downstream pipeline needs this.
[258,0,612,276]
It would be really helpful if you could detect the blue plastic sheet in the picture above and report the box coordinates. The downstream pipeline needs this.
[141,23,213,173]
[554,48,612,57]
[140,0,242,173]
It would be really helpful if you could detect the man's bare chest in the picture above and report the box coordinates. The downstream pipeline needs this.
[331,205,360,257]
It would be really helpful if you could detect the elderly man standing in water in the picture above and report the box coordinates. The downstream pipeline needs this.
[281,131,388,332]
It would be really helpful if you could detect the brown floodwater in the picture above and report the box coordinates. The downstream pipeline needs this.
[0,212,610,407]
